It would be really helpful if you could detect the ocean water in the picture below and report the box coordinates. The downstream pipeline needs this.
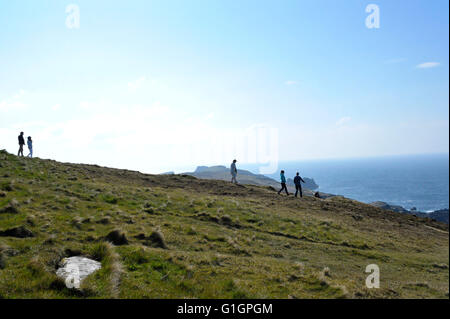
[241,154,449,212]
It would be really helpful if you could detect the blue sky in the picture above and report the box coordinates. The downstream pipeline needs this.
[0,0,448,173]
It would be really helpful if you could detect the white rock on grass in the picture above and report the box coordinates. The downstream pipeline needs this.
[56,256,101,288]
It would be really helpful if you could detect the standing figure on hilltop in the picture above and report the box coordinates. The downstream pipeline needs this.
[277,170,289,196]
[27,136,33,158]
[18,132,25,157]
[294,172,306,198]
[230,159,238,184]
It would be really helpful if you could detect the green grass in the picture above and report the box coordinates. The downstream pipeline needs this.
[0,150,448,299]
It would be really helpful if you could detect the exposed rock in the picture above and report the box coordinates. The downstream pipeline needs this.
[97,217,111,225]
[220,215,233,225]
[0,226,34,238]
[0,205,19,214]
[146,231,168,249]
[428,209,449,224]
[26,216,36,226]
[1,183,12,192]
[0,244,19,257]
[84,235,95,242]
[43,235,56,245]
[286,177,319,190]
[56,256,101,288]
[144,207,157,215]
[196,212,219,223]
[370,202,449,224]
[432,263,448,270]
[370,201,409,213]
[134,233,146,240]
[65,248,82,257]
[105,230,128,245]
[71,218,82,229]
[0,199,20,214]
[144,202,152,208]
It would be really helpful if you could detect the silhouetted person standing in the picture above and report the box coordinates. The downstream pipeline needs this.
[27,136,33,158]
[230,159,238,184]
[18,132,25,157]
[278,170,289,195]
[294,172,306,198]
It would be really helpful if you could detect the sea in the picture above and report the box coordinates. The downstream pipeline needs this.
[240,154,449,212]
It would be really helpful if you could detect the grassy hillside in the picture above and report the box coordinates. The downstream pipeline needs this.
[0,150,448,299]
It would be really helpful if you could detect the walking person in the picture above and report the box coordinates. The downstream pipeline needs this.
[27,136,33,158]
[18,132,25,157]
[230,159,238,184]
[294,172,306,198]
[277,170,289,195]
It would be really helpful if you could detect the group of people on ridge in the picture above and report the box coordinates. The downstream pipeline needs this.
[17,132,33,158]
[15,132,307,198]
[278,170,306,197]
[230,159,306,198]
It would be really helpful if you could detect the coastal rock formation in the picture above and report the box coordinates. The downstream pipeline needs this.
[428,209,449,224]
[184,166,319,193]
[370,202,449,224]
[369,201,410,213]
[286,177,319,191]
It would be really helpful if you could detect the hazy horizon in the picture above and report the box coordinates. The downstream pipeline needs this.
[1,0,448,174]
[2,149,446,176]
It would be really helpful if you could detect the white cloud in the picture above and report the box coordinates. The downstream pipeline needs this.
[128,76,146,91]
[0,90,28,112]
[284,80,299,86]
[0,100,27,111]
[416,62,440,69]
[78,100,109,111]
[52,104,61,111]
[13,89,26,98]
[336,116,351,126]
[0,98,284,174]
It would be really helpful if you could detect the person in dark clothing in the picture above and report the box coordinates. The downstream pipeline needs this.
[277,170,289,195]
[293,172,306,198]
[230,159,238,184]
[18,132,25,157]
